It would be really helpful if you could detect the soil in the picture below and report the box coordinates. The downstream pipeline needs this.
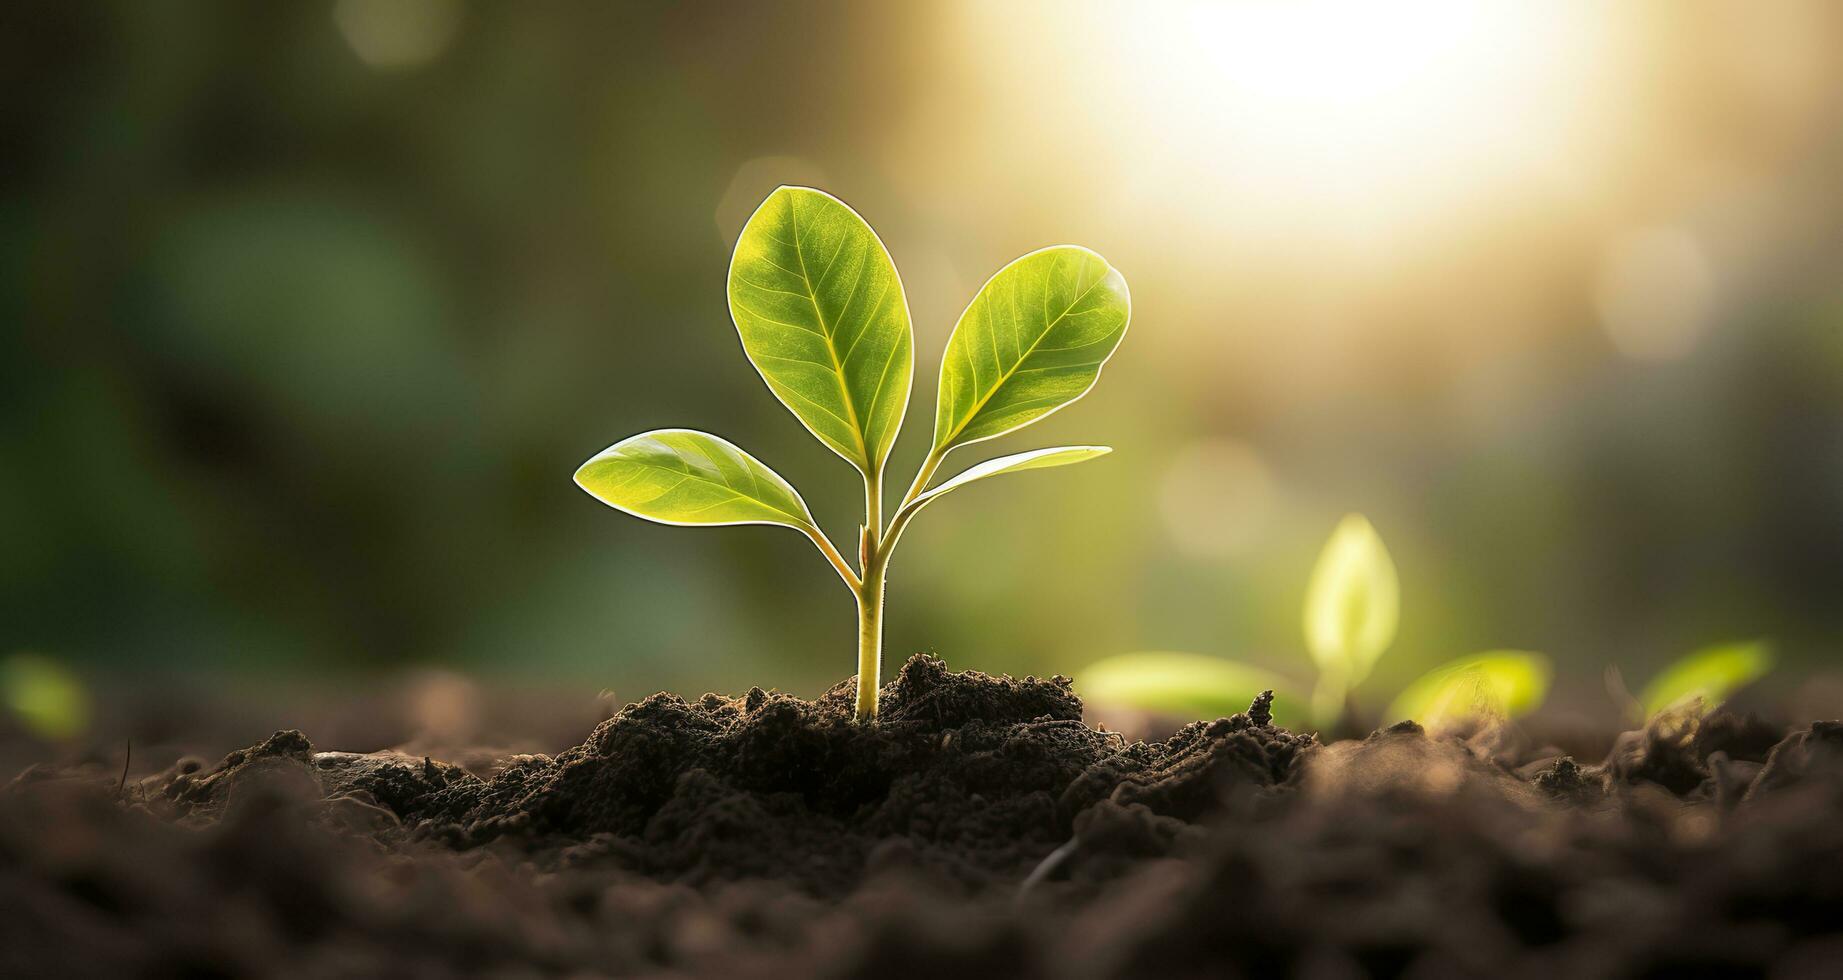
[4,653,1842,978]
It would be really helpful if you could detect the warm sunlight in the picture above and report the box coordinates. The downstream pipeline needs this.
[957,0,1616,249]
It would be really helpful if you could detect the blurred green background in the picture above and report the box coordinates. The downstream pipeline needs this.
[4,0,1842,729]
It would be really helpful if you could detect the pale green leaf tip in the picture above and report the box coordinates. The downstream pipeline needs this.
[1383,650,1552,729]
[1302,512,1400,682]
[1639,639,1774,718]
[917,445,1115,507]
[766,184,848,211]
[1058,244,1129,321]
[3,652,90,741]
[1078,651,1295,721]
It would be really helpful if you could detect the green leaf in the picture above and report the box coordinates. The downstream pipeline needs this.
[1077,651,1298,724]
[728,186,913,476]
[1302,513,1399,686]
[2,652,90,741]
[932,246,1130,453]
[1384,651,1552,730]
[574,429,817,532]
[912,446,1110,510]
[1639,639,1774,718]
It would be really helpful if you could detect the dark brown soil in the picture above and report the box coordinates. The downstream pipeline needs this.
[4,654,1842,978]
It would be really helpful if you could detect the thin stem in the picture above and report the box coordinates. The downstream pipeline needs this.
[864,467,883,544]
[880,446,949,560]
[854,466,887,722]
[881,494,929,558]
[854,449,945,722]
[854,555,885,722]
[895,446,948,523]
[1309,666,1349,734]
[801,525,860,591]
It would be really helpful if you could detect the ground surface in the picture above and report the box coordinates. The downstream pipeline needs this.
[4,654,1842,978]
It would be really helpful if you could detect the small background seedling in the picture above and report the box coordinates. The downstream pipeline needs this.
[575,187,1130,721]
[1301,514,1401,728]
[1382,651,1551,730]
[1078,652,1296,724]
[1,651,90,742]
[1611,639,1775,722]
[1081,514,1554,734]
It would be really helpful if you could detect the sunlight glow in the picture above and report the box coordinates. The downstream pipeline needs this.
[959,0,1612,249]
[1109,0,1601,237]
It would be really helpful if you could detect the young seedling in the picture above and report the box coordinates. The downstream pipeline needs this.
[1079,651,1297,723]
[1302,513,1400,729]
[575,187,1131,722]
[1082,646,1552,734]
[1086,515,1542,734]
[1632,639,1773,721]
[1382,651,1551,732]
[1079,514,1396,730]
[1,651,90,741]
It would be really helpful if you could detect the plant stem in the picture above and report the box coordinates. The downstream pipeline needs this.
[898,446,946,514]
[1309,667,1348,734]
[865,466,884,544]
[802,526,860,591]
[854,469,886,722]
[852,451,945,723]
[854,554,886,722]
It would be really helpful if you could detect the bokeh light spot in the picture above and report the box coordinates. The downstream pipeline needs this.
[1158,439,1278,558]
[334,0,462,71]
[2,652,90,742]
[1595,226,1716,362]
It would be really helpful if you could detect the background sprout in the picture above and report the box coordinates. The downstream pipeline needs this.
[577,186,1130,722]
[1302,513,1400,728]
[1383,651,1552,732]
[2,652,90,742]
[1078,651,1299,727]
[1080,515,1526,736]
[1637,639,1775,720]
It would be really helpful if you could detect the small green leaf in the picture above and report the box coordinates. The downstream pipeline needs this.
[1302,513,1399,686]
[1077,651,1298,724]
[728,186,913,476]
[575,429,816,532]
[3,652,90,741]
[1639,639,1774,718]
[1384,651,1552,730]
[932,246,1130,454]
[912,446,1110,510]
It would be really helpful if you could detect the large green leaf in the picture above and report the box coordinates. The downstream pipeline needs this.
[1639,639,1774,718]
[932,246,1130,453]
[1383,651,1552,730]
[1078,651,1299,725]
[574,429,816,532]
[911,446,1110,510]
[1302,513,1399,685]
[728,186,913,475]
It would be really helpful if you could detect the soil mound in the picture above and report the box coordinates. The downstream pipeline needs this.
[158,654,1315,895]
[4,655,1842,977]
